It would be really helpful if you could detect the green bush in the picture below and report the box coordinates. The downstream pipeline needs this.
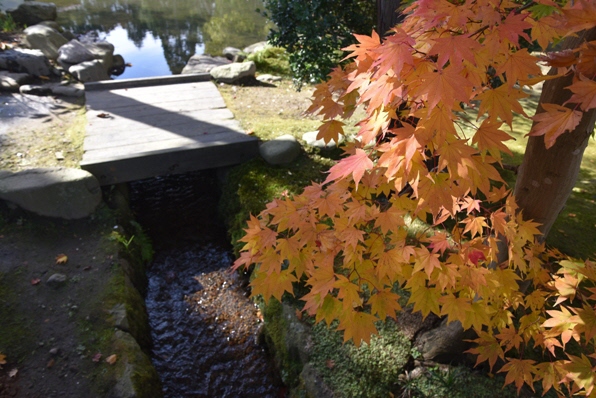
[261,0,375,85]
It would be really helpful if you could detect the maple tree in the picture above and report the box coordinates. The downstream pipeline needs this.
[235,0,596,395]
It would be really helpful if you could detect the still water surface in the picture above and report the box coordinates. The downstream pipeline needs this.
[3,0,271,79]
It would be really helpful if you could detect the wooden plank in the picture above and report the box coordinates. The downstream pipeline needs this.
[84,73,211,91]
[80,139,258,185]
[83,120,243,150]
[85,98,228,120]
[82,77,258,184]
[85,108,237,135]
[85,93,225,110]
[83,129,254,161]
[85,82,219,99]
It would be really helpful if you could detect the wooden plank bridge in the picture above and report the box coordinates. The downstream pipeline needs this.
[80,74,258,185]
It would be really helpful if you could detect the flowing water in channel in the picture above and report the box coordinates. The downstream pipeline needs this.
[129,171,284,397]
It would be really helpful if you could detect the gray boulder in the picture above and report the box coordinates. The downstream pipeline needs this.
[222,46,242,61]
[210,61,256,84]
[302,130,344,149]
[22,24,68,60]
[259,134,301,165]
[243,41,268,54]
[0,71,31,91]
[181,54,230,74]
[38,20,62,32]
[58,40,115,71]
[69,60,110,82]
[0,167,102,219]
[78,40,115,70]
[7,1,57,26]
[57,40,95,70]
[0,48,51,77]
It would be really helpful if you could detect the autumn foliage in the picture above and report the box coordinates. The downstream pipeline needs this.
[234,0,596,395]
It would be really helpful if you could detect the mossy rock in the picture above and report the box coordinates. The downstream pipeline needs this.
[262,298,413,398]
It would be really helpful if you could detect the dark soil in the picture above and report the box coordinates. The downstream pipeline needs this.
[0,202,121,397]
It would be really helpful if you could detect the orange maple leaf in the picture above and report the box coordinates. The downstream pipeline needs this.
[529,103,583,148]
[368,290,402,319]
[497,49,542,86]
[439,294,471,325]
[337,310,379,347]
[472,119,513,161]
[316,120,345,144]
[408,286,441,318]
[343,31,381,61]
[372,27,415,76]
[566,74,596,111]
[467,331,504,371]
[476,84,528,127]
[499,358,537,394]
[325,148,373,188]
[428,34,481,69]
[415,66,473,110]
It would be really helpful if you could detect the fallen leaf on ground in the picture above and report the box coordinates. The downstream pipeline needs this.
[105,354,117,365]
[46,359,55,368]
[31,278,41,286]
[97,113,111,119]
[55,254,68,264]
[0,353,6,368]
[92,353,102,362]
[326,359,335,369]
[8,368,18,378]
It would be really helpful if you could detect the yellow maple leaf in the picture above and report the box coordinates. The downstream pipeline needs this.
[55,254,68,264]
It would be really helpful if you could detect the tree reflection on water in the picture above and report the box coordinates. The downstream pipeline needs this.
[50,0,271,76]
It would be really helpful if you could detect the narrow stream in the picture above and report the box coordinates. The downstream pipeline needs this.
[129,171,284,397]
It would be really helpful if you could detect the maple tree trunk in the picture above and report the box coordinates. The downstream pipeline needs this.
[376,0,403,36]
[514,28,596,240]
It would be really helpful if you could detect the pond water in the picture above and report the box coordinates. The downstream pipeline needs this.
[3,0,271,79]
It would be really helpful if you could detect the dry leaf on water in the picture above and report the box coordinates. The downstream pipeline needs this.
[105,354,117,365]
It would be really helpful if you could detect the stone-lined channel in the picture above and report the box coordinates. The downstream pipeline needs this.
[129,170,284,397]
